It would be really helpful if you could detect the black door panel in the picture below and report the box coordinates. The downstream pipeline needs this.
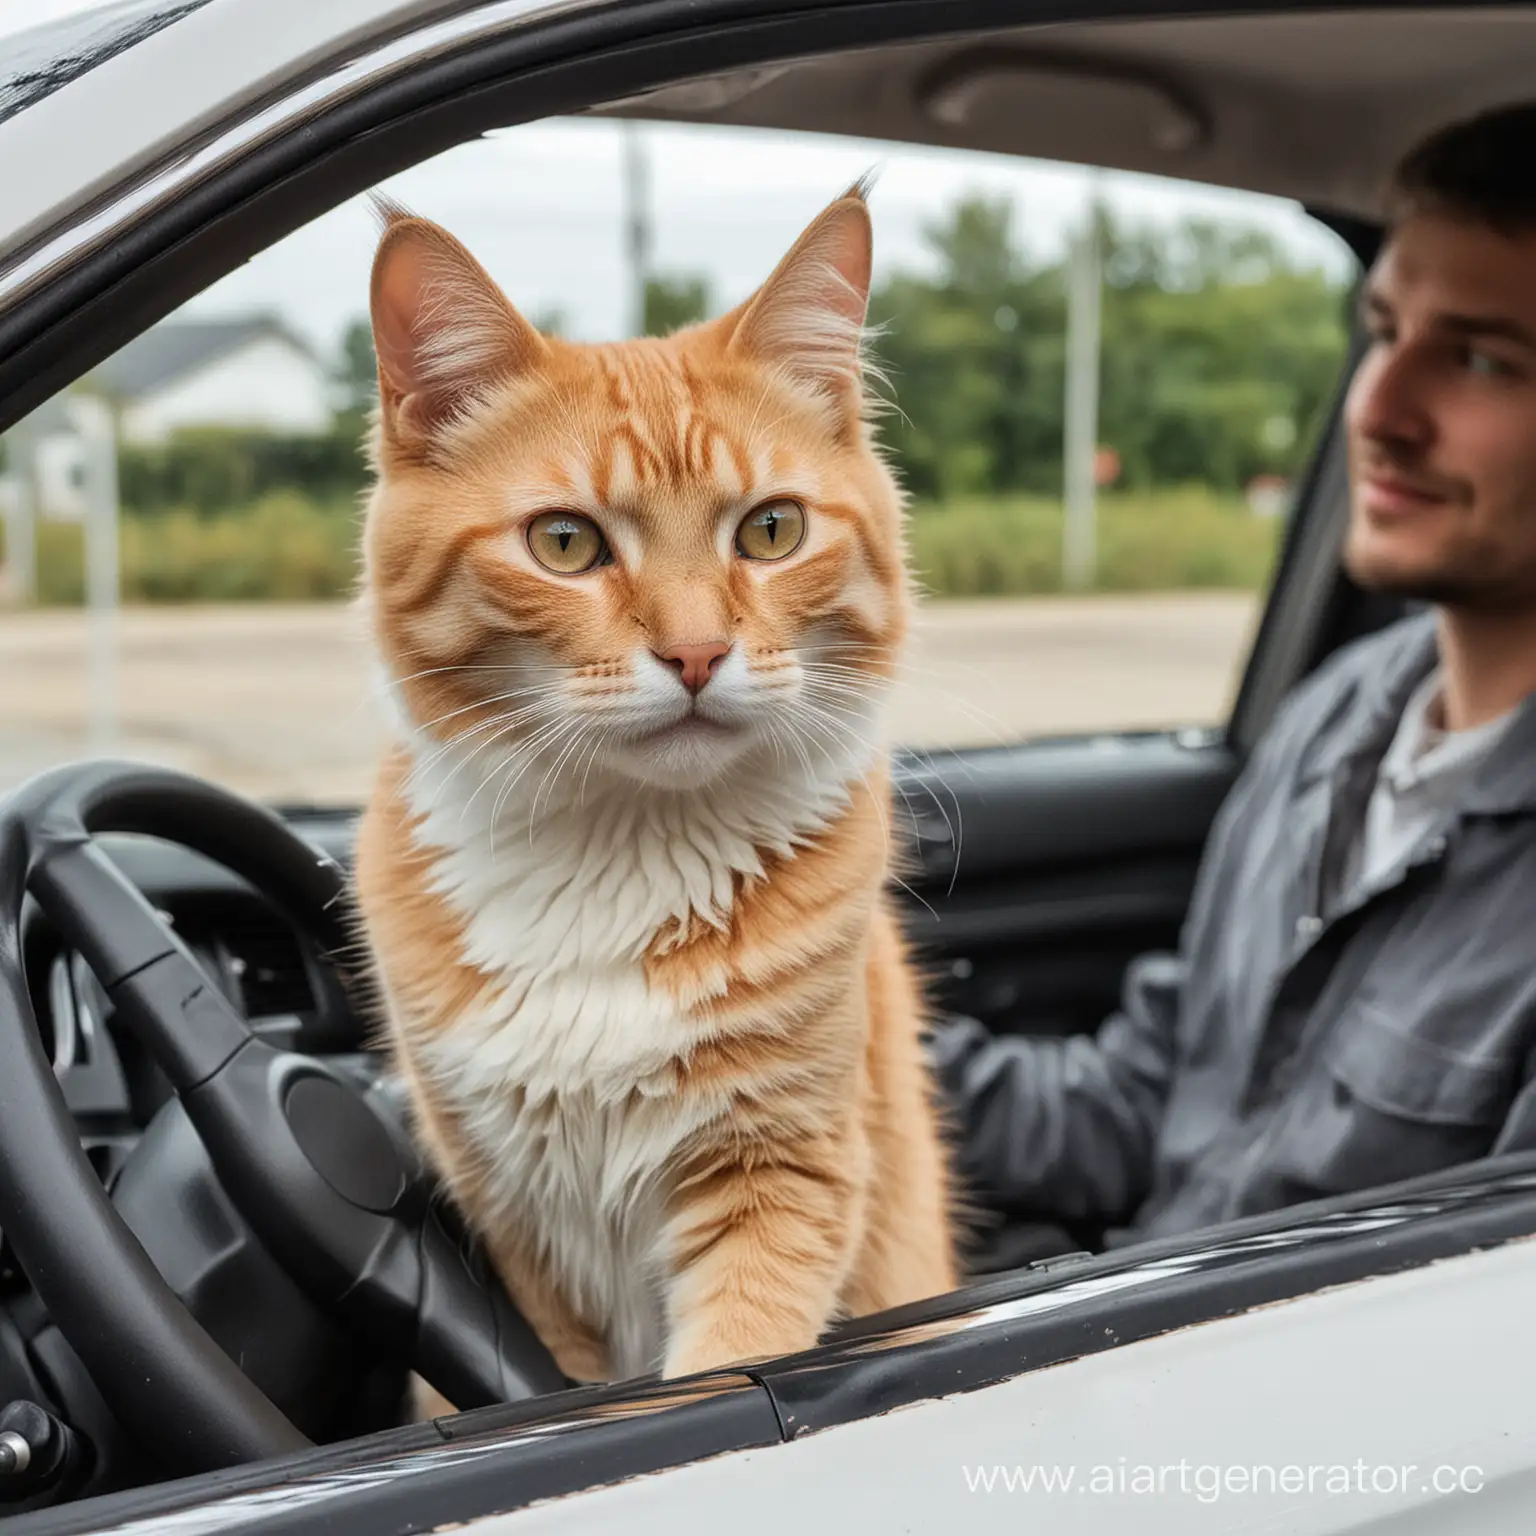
[893,735,1238,1038]
[73,732,1239,1053]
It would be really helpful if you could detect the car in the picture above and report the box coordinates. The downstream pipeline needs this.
[2,1,1535,1532]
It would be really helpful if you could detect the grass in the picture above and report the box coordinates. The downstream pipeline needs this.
[2,487,1281,606]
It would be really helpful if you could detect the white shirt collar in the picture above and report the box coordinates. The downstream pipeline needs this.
[1380,669,1518,795]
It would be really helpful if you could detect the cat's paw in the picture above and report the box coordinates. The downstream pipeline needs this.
[662,1324,816,1380]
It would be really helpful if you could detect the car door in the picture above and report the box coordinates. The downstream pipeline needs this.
[893,728,1236,1042]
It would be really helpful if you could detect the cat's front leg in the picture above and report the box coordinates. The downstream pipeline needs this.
[660,1144,866,1378]
[482,1237,613,1384]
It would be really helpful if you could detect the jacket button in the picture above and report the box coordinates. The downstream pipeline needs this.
[1295,914,1323,941]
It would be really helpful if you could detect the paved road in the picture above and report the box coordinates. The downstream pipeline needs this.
[0,594,1260,802]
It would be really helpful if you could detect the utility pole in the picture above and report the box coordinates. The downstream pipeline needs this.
[3,417,38,606]
[621,122,652,338]
[1062,172,1104,592]
[65,395,119,755]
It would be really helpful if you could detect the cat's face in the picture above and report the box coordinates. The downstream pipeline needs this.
[364,186,908,795]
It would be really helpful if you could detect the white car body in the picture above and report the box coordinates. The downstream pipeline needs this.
[0,0,574,305]
[505,1240,1536,1535]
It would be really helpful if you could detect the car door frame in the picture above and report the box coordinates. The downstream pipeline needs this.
[12,1153,1536,1536]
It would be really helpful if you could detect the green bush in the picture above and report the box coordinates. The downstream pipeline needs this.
[907,488,1282,598]
[125,494,360,601]
[18,493,361,604]
[118,419,371,516]
[35,520,87,605]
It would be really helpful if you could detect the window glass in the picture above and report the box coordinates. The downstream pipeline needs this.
[0,118,1358,801]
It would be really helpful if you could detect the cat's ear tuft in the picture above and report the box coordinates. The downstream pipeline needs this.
[369,207,548,448]
[726,182,877,430]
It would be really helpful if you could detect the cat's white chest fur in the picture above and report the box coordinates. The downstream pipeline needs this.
[398,729,867,1379]
[424,1008,720,1378]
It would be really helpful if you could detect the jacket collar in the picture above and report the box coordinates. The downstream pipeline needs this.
[1462,685,1536,815]
[1295,612,1439,795]
[1296,610,1536,817]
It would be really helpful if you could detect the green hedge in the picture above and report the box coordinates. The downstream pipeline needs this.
[3,488,1280,605]
[906,487,1283,597]
[118,420,371,516]
[14,494,361,604]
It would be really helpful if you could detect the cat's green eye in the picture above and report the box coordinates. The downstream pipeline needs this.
[735,500,806,562]
[528,512,607,574]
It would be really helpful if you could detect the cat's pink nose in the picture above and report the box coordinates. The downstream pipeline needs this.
[656,641,730,694]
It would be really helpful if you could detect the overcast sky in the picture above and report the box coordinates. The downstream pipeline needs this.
[7,0,1356,360]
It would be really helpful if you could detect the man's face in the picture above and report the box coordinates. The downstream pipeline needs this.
[1344,211,1536,610]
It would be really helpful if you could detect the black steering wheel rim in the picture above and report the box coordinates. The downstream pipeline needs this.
[0,759,564,1481]
[0,761,328,1472]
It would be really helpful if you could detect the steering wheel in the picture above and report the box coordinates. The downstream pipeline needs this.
[0,761,564,1476]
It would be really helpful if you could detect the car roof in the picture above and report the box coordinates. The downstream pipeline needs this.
[0,0,453,273]
[5,0,1536,278]
[585,7,1536,221]
[3,0,1535,429]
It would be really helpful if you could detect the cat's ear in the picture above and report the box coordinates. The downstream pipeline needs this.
[368,197,548,448]
[724,178,875,430]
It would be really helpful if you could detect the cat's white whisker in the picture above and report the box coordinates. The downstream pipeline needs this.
[575,724,615,807]
[459,712,577,842]
[530,719,602,831]
[484,715,590,853]
[404,696,563,798]
[409,682,561,739]
[444,725,550,829]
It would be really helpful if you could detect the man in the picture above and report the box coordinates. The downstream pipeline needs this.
[933,101,1536,1260]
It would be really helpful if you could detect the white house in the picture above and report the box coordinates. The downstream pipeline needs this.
[90,315,335,445]
[1,314,335,523]
[0,316,338,597]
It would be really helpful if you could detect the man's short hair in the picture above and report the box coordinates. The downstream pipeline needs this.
[1387,101,1536,234]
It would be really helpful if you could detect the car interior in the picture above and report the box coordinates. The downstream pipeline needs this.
[6,1,1536,1523]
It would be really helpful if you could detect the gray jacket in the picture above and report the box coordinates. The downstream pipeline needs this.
[933,614,1536,1244]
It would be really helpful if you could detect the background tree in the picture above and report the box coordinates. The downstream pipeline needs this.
[867,195,1353,501]
[334,319,377,415]
[643,273,711,336]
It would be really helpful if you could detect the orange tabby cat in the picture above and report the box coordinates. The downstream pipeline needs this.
[353,182,959,1386]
